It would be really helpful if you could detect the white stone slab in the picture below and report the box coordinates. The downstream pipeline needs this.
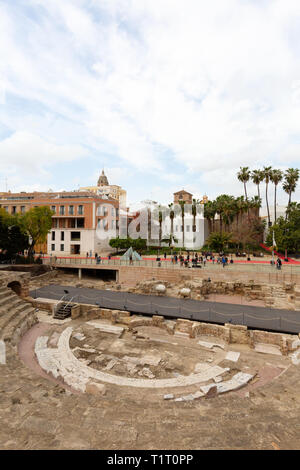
[0,340,6,365]
[201,372,253,395]
[72,347,97,354]
[35,336,48,352]
[104,359,118,371]
[86,321,124,335]
[198,340,225,350]
[73,333,86,341]
[254,343,282,356]
[225,351,240,362]
[290,350,300,365]
[164,394,174,400]
[192,391,204,399]
[140,354,161,366]
[174,331,190,338]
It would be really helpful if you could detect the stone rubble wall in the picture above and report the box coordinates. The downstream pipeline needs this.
[131,278,300,311]
[66,302,299,355]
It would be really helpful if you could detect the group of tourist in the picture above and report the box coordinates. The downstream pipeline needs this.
[165,252,234,268]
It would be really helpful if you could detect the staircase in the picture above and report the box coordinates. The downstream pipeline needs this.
[0,285,37,345]
[53,302,74,320]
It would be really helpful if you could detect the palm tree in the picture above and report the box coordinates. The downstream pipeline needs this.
[179,200,185,248]
[263,166,273,227]
[235,195,247,229]
[158,206,163,255]
[237,166,251,200]
[270,169,283,222]
[192,198,200,232]
[283,168,300,209]
[251,169,264,198]
[204,200,217,232]
[168,203,175,239]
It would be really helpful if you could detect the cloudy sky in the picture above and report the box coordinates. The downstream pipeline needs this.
[0,0,299,208]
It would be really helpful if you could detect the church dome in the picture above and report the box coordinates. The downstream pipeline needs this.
[97,170,109,186]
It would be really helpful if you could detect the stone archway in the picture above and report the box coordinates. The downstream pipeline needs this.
[7,281,22,296]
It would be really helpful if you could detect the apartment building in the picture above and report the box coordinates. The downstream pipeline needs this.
[0,191,119,255]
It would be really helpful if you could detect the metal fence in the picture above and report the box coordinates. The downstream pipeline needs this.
[43,256,300,275]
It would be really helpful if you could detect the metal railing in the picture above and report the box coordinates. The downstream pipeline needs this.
[43,256,300,275]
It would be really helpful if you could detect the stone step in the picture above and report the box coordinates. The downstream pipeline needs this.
[0,304,35,332]
[1,308,36,343]
[0,290,16,302]
[0,295,24,311]
[0,286,12,294]
[0,297,24,318]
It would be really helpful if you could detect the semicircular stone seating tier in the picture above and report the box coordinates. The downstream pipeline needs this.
[35,327,234,393]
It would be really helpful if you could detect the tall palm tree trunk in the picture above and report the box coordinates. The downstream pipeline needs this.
[266,182,270,226]
[274,184,277,222]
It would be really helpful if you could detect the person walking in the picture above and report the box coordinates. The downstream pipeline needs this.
[276,257,282,270]
[222,256,226,268]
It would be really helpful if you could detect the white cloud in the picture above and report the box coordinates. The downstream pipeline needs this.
[0,0,299,199]
[0,131,87,174]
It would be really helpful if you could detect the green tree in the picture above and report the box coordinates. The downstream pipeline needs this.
[168,203,175,239]
[251,169,264,198]
[237,166,250,200]
[263,166,273,227]
[206,231,233,252]
[270,169,283,222]
[266,203,300,254]
[204,200,217,232]
[20,206,53,259]
[283,168,299,210]
[179,200,185,247]
[0,209,29,260]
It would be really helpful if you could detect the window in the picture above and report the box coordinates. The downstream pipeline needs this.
[51,244,55,251]
[61,232,64,241]
[4,206,8,213]
[12,206,16,214]
[69,205,74,215]
[51,206,56,213]
[76,218,84,228]
[60,244,64,251]
[51,231,55,241]
[59,206,65,215]
[71,232,80,241]
[78,205,83,215]
[186,225,190,232]
[21,206,25,214]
